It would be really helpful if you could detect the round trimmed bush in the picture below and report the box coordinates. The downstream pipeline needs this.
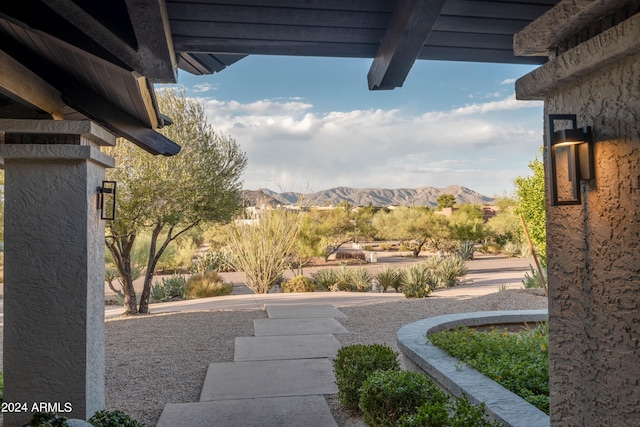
[282,275,314,292]
[358,370,448,427]
[333,344,399,410]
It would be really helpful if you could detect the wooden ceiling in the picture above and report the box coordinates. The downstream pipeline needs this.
[0,0,560,155]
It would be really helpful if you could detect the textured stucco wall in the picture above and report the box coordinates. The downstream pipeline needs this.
[2,145,109,425]
[545,54,640,426]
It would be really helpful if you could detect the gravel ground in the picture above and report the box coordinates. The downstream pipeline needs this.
[103,289,547,426]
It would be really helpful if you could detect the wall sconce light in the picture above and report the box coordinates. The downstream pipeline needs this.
[548,114,594,206]
[98,181,117,220]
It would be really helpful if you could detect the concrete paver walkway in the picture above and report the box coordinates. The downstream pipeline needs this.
[156,304,346,426]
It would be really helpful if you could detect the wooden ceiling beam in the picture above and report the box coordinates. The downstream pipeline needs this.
[125,0,177,83]
[0,49,64,120]
[41,0,143,71]
[367,0,447,90]
[41,0,176,83]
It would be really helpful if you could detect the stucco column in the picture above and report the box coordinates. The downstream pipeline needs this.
[0,120,115,426]
[516,4,640,426]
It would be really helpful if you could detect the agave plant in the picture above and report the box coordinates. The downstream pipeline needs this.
[311,268,338,291]
[456,240,476,260]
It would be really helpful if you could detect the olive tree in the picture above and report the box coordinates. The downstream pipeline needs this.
[105,87,247,315]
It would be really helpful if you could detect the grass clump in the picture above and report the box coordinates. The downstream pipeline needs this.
[333,344,399,410]
[429,323,549,414]
[184,270,233,299]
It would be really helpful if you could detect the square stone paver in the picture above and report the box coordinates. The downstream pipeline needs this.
[253,317,348,336]
[234,334,341,361]
[200,358,337,401]
[266,304,347,319]
[157,395,338,427]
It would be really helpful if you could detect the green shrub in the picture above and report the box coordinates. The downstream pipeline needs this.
[21,413,68,427]
[333,344,400,410]
[401,264,436,298]
[151,274,186,302]
[88,410,143,427]
[456,240,476,260]
[185,271,233,298]
[311,269,337,290]
[400,394,502,427]
[437,255,468,287]
[350,268,373,292]
[375,265,401,293]
[335,251,366,261]
[522,264,546,289]
[359,370,448,427]
[282,275,314,292]
[429,324,549,414]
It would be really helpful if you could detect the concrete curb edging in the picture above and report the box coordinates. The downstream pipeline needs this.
[397,310,550,427]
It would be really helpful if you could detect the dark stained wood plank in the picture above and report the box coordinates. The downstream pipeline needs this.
[368,0,447,90]
[166,0,393,13]
[169,20,385,44]
[418,45,547,64]
[167,4,390,28]
[434,16,532,35]
[172,37,379,57]
[427,32,514,50]
[442,0,553,20]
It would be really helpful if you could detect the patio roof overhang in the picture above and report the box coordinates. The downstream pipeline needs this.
[0,0,561,155]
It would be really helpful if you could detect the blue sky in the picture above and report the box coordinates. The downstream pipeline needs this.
[174,55,544,197]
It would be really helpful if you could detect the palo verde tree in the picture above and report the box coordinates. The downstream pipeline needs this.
[514,150,546,262]
[372,206,449,257]
[105,87,247,315]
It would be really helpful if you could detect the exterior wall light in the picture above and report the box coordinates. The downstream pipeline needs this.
[548,114,594,206]
[98,180,117,220]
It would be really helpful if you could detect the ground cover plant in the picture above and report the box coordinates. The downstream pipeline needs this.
[428,323,549,414]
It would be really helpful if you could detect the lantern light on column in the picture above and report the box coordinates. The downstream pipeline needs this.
[98,180,117,220]
[548,114,594,206]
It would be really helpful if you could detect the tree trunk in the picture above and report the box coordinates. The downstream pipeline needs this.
[106,231,138,315]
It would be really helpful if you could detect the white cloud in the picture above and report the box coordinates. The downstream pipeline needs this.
[501,78,517,85]
[200,95,543,196]
[191,83,217,93]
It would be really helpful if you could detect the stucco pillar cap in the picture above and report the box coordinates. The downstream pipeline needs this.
[0,119,116,146]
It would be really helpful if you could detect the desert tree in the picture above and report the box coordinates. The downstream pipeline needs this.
[372,207,449,257]
[105,87,247,315]
[447,204,486,242]
[436,194,456,209]
[514,150,546,261]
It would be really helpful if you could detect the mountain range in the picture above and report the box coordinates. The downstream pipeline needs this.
[242,185,494,208]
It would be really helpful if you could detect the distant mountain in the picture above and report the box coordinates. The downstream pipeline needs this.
[242,185,494,208]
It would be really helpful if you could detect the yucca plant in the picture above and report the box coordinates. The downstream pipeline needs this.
[375,265,401,293]
[334,266,354,291]
[400,264,437,298]
[350,267,373,292]
[311,268,338,291]
[437,255,468,287]
[501,242,521,258]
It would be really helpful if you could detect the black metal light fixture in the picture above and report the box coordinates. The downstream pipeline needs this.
[548,114,594,206]
[98,181,117,220]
